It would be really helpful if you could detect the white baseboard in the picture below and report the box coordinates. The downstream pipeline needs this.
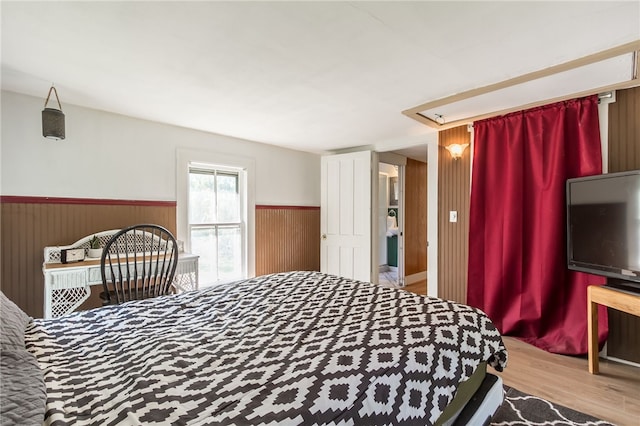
[602,355,640,369]
[598,343,640,369]
[405,271,426,284]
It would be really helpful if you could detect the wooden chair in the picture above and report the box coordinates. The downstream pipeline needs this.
[100,224,178,305]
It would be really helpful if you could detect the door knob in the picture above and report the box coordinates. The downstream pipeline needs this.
[322,234,327,240]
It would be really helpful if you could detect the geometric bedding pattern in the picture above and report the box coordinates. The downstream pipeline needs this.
[26,271,507,425]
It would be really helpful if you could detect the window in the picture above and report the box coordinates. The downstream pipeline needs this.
[188,165,245,285]
[177,149,255,284]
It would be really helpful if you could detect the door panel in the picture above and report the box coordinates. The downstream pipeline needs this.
[321,151,371,282]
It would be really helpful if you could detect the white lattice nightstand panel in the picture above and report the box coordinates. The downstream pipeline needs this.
[50,286,91,318]
[45,269,92,318]
[174,254,199,293]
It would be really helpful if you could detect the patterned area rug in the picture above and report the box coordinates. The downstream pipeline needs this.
[491,386,614,426]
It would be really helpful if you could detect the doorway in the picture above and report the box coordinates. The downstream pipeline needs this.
[376,143,433,295]
[378,161,403,287]
[319,139,438,297]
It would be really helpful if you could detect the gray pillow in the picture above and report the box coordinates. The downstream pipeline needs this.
[0,291,31,350]
[0,349,46,425]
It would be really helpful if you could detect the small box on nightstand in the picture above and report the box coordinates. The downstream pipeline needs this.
[61,248,85,264]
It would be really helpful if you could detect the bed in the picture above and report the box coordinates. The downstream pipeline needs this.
[4,271,507,425]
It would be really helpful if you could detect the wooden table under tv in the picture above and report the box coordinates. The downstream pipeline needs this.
[587,284,640,374]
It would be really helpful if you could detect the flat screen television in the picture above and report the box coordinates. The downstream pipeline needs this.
[566,170,640,292]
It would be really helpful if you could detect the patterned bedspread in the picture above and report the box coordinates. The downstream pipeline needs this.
[26,271,507,425]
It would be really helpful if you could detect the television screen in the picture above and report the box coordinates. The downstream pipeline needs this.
[566,170,640,284]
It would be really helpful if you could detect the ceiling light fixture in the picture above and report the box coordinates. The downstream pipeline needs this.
[42,85,65,140]
[434,114,446,125]
[444,143,469,160]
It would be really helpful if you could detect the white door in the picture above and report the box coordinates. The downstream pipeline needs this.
[378,173,388,268]
[396,166,405,286]
[321,151,372,281]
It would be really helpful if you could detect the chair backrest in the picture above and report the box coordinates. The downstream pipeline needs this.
[100,224,178,304]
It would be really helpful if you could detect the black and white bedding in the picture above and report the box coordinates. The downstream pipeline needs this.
[26,271,507,425]
[1,291,47,425]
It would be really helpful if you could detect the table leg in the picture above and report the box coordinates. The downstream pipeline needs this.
[587,286,599,374]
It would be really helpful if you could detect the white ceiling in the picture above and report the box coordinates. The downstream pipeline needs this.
[2,1,639,156]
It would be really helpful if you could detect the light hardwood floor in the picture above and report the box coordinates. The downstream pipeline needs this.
[403,280,427,295]
[493,337,640,426]
[403,280,640,425]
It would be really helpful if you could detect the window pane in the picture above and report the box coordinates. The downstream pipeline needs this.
[218,226,242,280]
[188,166,244,285]
[189,172,216,223]
[190,227,217,286]
[217,173,240,223]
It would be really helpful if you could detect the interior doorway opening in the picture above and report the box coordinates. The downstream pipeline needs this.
[378,163,401,287]
[375,143,432,296]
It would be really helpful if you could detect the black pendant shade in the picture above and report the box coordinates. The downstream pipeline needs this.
[42,86,65,140]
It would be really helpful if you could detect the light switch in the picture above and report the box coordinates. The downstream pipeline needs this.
[449,211,458,222]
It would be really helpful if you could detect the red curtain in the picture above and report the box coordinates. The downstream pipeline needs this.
[467,95,608,355]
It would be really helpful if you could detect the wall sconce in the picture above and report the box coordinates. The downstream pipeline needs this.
[444,143,469,160]
[42,85,65,140]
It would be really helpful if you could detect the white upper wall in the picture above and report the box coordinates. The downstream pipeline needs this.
[1,91,320,205]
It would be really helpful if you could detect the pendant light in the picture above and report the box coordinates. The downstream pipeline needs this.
[42,85,65,140]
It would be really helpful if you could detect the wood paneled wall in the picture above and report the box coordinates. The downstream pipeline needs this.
[606,86,640,363]
[404,158,427,275]
[255,206,320,275]
[0,197,176,317]
[437,126,471,303]
[1,198,321,318]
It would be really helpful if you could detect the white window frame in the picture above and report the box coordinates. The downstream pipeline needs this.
[177,149,256,280]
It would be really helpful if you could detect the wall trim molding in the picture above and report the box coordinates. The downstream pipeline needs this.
[0,198,321,210]
[256,205,320,210]
[0,195,176,207]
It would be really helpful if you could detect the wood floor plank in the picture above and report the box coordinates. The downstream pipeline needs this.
[402,281,640,425]
[404,280,427,295]
[492,337,640,425]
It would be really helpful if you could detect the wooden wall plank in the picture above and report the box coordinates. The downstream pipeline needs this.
[0,199,177,317]
[438,125,471,304]
[606,85,640,363]
[1,198,321,317]
[255,207,320,276]
[404,158,427,275]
